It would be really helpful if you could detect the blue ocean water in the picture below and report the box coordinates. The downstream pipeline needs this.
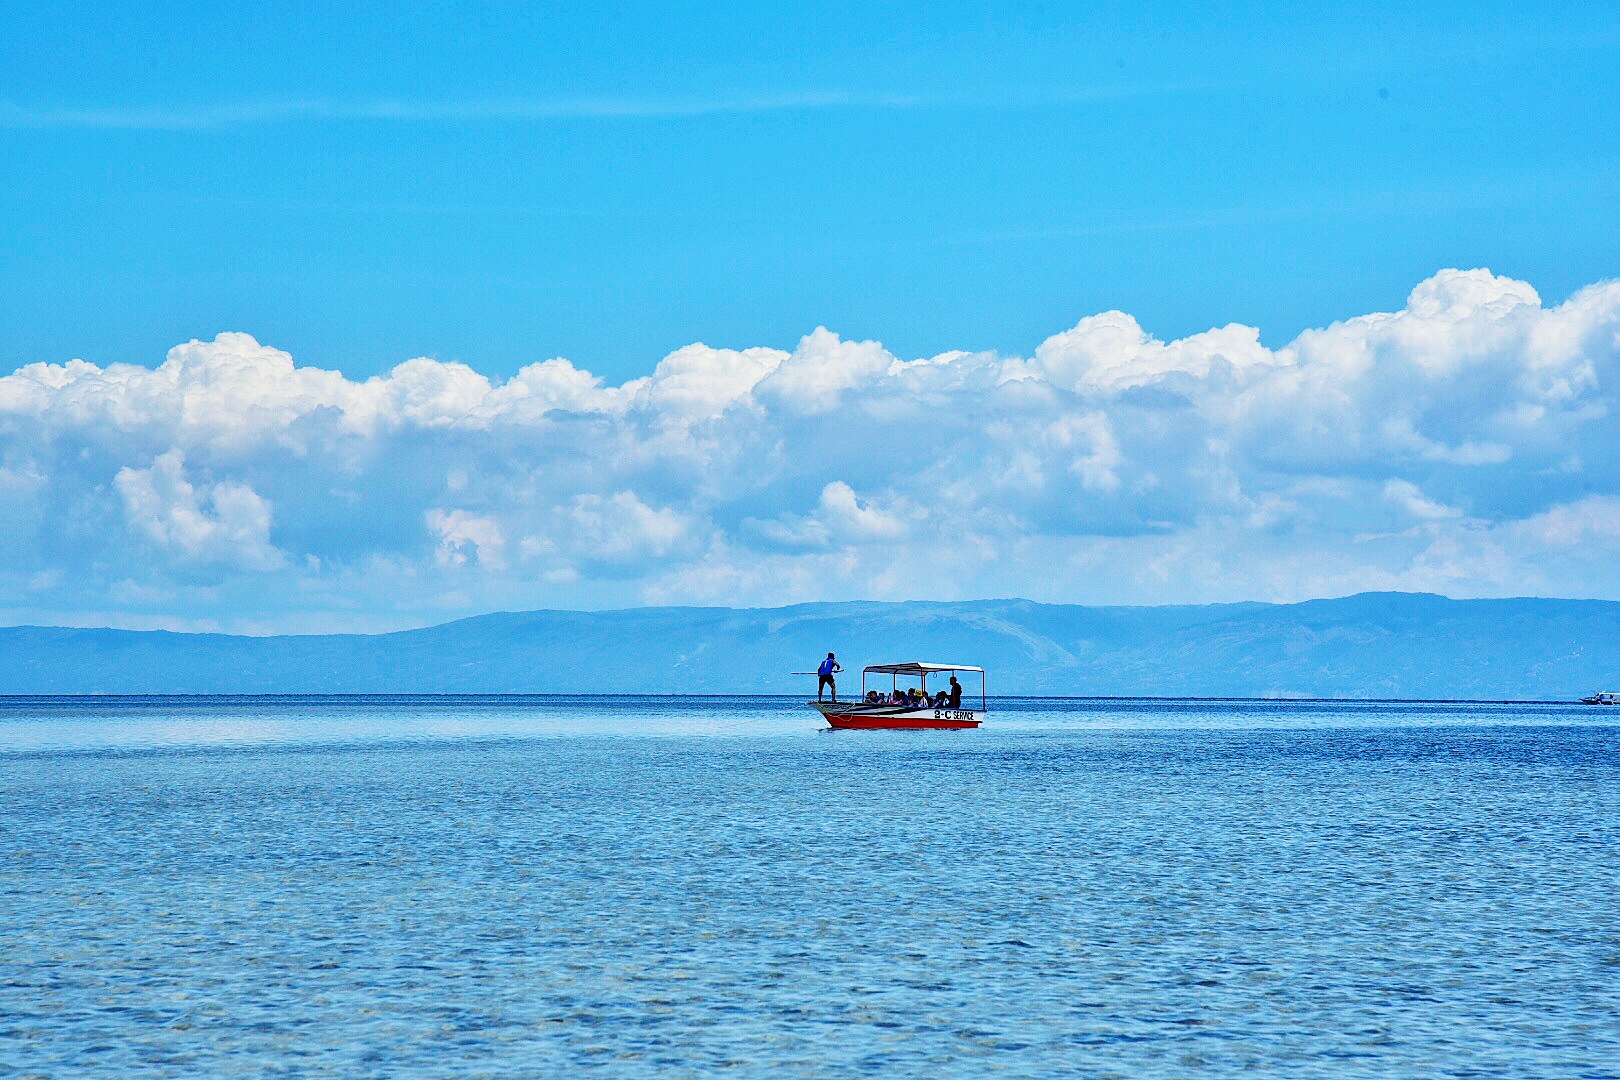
[2,696,1616,1077]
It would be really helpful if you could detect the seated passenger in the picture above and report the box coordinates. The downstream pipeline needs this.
[865,690,880,704]
[931,690,949,707]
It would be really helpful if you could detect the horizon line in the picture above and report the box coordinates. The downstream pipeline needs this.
[0,692,1576,705]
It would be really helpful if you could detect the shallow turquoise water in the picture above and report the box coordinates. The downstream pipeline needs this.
[2,697,1617,1077]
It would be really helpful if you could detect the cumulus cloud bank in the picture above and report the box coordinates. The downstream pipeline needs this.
[3,268,1618,631]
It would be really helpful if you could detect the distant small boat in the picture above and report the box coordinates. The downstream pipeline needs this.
[1580,691,1619,705]
[809,661,986,730]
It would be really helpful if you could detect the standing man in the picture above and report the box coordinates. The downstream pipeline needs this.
[817,653,843,702]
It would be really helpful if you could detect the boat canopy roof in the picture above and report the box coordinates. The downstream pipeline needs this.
[863,661,984,675]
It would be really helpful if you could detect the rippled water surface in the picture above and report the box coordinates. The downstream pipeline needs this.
[2,696,1617,1077]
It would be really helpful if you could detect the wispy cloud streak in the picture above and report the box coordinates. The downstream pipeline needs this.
[0,91,929,130]
[0,79,1223,131]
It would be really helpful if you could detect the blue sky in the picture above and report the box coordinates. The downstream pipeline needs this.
[5,2,1617,379]
[2,3,1618,630]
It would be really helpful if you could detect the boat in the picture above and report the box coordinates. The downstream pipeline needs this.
[808,661,987,730]
[1580,691,1619,705]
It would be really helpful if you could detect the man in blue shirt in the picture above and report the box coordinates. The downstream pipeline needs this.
[817,653,843,702]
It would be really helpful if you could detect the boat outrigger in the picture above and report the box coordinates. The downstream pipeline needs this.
[809,662,987,730]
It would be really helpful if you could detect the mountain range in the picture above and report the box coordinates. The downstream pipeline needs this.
[3,593,1618,699]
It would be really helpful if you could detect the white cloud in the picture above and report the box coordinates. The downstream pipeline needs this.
[1383,479,1462,521]
[1512,496,1620,548]
[753,328,896,414]
[815,481,909,540]
[1044,413,1122,492]
[1035,312,1282,395]
[746,482,918,550]
[563,492,692,563]
[427,509,507,570]
[634,343,786,422]
[3,266,1619,630]
[114,451,284,571]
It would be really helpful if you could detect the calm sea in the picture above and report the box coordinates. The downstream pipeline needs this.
[2,696,1616,1077]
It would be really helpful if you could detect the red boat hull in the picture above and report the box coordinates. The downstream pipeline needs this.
[814,704,982,730]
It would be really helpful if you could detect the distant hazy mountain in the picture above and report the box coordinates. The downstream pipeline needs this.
[3,593,1618,699]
